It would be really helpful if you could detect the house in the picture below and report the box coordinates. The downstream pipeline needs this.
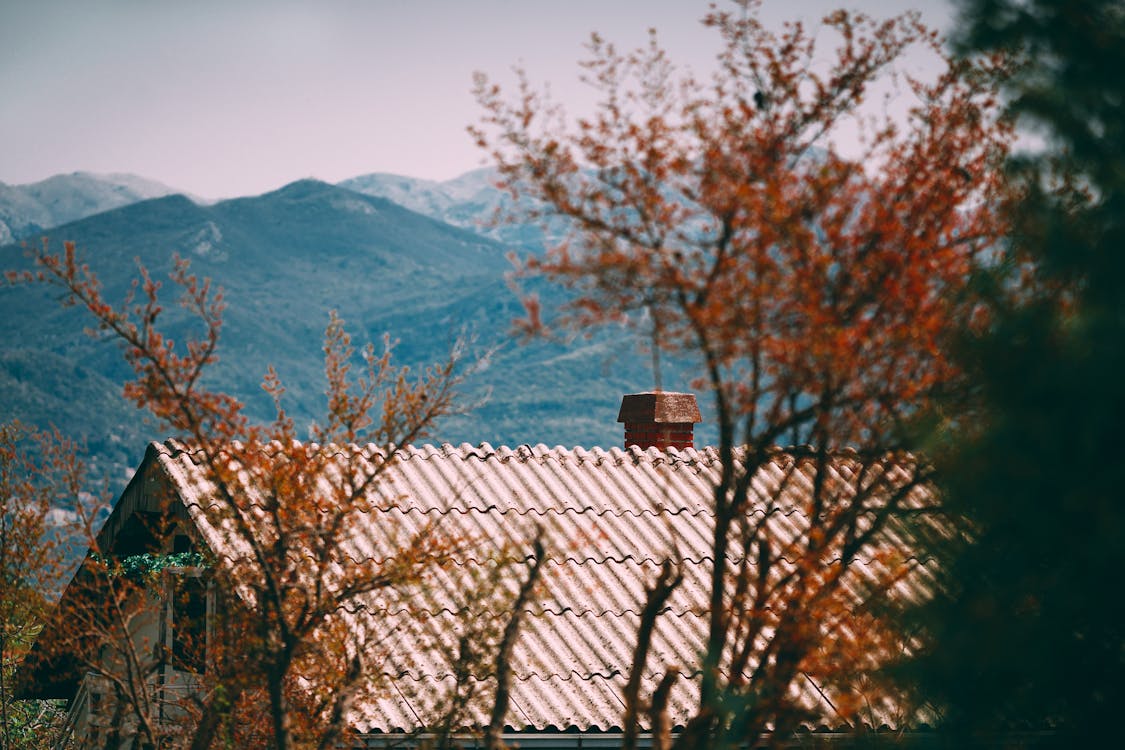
[18,392,936,748]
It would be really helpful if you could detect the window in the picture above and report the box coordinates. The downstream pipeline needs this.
[171,574,207,673]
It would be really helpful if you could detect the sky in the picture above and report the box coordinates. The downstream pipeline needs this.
[0,0,955,201]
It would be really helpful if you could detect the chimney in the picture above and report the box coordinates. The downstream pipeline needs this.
[617,391,702,451]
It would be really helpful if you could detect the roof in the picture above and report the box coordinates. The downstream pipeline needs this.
[150,439,936,735]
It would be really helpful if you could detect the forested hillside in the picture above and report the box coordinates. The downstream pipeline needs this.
[2,180,697,488]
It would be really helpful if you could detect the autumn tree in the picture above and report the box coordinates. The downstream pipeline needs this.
[8,243,542,750]
[904,0,1125,743]
[0,422,74,749]
[474,0,1012,746]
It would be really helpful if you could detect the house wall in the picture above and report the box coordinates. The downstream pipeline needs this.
[44,447,212,748]
[63,579,210,749]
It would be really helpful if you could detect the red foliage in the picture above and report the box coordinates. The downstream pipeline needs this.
[474,1,1013,745]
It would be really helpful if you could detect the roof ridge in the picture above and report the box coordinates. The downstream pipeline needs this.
[153,438,913,466]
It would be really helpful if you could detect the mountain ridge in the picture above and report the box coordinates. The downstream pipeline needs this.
[0,172,189,244]
[2,167,543,247]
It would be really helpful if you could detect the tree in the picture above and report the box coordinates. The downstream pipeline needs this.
[0,422,73,749]
[906,0,1125,743]
[473,0,1012,746]
[8,243,542,750]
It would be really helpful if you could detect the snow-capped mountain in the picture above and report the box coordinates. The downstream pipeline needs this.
[0,172,187,244]
[339,167,563,249]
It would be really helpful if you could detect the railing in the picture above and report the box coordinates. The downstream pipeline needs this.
[58,672,108,750]
[58,669,203,750]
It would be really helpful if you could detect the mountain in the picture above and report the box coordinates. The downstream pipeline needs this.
[339,168,566,248]
[1,167,550,248]
[338,173,456,219]
[0,172,186,244]
[2,180,693,487]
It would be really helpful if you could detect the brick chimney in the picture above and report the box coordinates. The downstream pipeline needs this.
[617,391,702,451]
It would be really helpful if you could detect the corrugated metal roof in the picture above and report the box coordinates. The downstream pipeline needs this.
[152,440,935,735]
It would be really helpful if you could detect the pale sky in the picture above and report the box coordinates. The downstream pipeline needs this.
[0,0,955,200]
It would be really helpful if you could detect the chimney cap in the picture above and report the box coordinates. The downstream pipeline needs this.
[617,391,702,424]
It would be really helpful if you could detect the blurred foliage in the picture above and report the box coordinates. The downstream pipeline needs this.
[907,0,1125,743]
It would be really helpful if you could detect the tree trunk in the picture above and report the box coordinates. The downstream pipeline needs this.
[267,667,291,750]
